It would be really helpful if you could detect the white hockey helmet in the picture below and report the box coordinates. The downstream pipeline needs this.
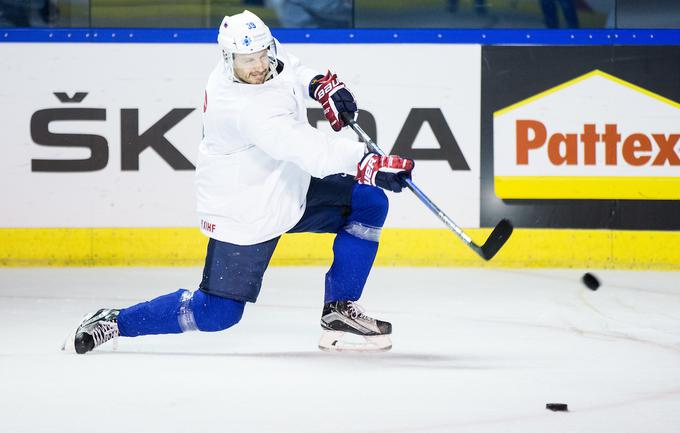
[217,10,276,71]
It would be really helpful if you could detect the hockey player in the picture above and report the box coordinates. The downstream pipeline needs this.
[63,10,414,354]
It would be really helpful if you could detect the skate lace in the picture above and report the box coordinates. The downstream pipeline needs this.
[91,321,119,348]
[347,301,367,319]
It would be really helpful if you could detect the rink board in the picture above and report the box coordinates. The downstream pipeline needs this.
[0,43,480,230]
[1,36,679,269]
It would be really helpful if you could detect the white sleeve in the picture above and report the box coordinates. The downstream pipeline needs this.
[288,51,322,100]
[238,91,365,178]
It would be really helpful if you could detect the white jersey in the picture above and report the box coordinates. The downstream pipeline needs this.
[196,41,365,245]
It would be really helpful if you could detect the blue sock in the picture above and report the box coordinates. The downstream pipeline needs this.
[118,289,245,337]
[325,185,388,303]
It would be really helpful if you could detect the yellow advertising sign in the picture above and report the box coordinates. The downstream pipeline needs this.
[493,70,680,199]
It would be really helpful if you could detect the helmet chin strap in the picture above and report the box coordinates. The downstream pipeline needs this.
[264,56,279,81]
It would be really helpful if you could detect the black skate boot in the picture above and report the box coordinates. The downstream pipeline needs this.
[319,301,392,352]
[62,309,120,354]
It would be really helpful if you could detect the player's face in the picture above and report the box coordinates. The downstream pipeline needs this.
[233,49,270,84]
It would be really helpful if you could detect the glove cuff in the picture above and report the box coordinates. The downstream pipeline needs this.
[356,153,378,186]
[308,74,325,99]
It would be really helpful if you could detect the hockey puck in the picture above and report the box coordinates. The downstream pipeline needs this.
[546,403,568,412]
[582,272,600,291]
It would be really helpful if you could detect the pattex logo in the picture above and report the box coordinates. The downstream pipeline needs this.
[493,70,680,199]
[516,121,679,167]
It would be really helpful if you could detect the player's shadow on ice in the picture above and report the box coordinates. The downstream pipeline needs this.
[105,350,498,369]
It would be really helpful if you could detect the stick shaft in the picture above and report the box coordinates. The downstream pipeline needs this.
[346,120,473,246]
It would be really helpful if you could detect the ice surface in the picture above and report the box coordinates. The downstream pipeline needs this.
[1,267,679,433]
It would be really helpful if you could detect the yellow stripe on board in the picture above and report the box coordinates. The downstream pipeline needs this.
[1,227,679,270]
[495,176,680,200]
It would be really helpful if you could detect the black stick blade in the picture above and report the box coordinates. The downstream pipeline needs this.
[480,219,514,261]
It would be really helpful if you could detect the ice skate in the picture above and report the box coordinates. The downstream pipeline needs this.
[319,301,392,352]
[62,309,120,354]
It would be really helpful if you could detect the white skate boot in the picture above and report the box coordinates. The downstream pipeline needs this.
[62,309,120,354]
[319,301,392,352]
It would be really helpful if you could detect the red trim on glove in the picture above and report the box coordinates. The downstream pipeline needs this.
[357,154,415,187]
[312,70,346,132]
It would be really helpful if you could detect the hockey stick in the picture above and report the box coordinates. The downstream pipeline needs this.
[343,114,513,261]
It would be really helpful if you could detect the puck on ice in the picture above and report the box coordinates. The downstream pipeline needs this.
[546,403,568,412]
[582,272,600,291]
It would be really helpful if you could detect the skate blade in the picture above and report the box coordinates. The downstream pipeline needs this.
[61,312,90,353]
[318,331,392,353]
[61,330,76,353]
